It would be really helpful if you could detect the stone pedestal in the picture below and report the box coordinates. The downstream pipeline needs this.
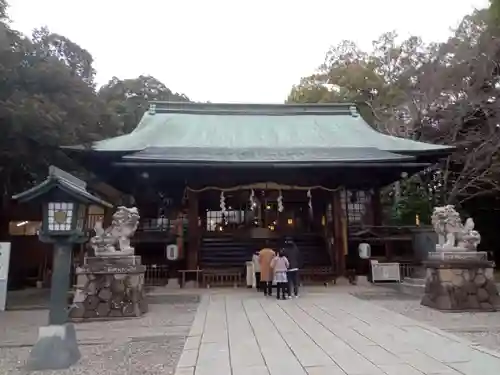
[70,256,148,321]
[26,323,80,370]
[421,252,500,312]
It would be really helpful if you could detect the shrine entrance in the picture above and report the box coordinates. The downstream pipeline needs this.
[199,185,322,237]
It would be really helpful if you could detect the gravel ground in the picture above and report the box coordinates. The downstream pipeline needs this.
[0,295,200,375]
[354,287,500,353]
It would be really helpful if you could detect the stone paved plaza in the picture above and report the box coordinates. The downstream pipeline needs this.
[0,294,200,374]
[176,290,500,375]
[1,287,500,374]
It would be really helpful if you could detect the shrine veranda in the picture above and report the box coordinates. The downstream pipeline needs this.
[60,102,452,283]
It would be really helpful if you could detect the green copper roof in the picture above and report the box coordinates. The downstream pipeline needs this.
[87,102,451,163]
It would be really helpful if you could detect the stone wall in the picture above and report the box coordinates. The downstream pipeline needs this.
[421,261,500,311]
[69,256,147,321]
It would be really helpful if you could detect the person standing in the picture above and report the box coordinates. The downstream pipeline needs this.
[271,249,289,300]
[252,250,261,291]
[284,237,301,298]
[259,241,276,296]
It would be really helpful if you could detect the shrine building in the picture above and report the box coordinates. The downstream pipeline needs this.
[61,101,451,286]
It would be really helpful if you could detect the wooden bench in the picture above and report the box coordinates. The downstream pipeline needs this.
[300,267,337,285]
[202,268,243,288]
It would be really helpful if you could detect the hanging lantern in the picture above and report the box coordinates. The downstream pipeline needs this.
[277,190,284,213]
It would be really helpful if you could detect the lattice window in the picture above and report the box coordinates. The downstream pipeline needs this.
[342,190,372,224]
[206,210,245,231]
[326,203,333,223]
[141,217,171,232]
[8,221,41,236]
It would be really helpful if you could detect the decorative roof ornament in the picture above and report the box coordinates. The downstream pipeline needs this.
[349,105,359,117]
[148,103,156,115]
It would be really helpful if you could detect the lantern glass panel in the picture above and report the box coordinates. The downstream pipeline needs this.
[76,203,87,231]
[47,202,74,231]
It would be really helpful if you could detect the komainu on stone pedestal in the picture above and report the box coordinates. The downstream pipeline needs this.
[431,205,481,251]
[421,205,499,311]
[90,206,140,257]
[69,256,148,321]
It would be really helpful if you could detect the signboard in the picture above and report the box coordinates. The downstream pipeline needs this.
[0,242,11,311]
[165,244,179,261]
[371,261,401,283]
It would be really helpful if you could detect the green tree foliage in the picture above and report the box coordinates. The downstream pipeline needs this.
[32,27,96,86]
[98,75,190,134]
[0,1,190,236]
[490,0,500,25]
[288,9,500,208]
[389,177,434,226]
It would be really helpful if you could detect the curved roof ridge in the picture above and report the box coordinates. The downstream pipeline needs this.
[148,101,358,116]
[72,102,453,157]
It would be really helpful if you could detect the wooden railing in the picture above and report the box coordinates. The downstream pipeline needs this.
[202,268,243,288]
[144,264,169,286]
[300,267,337,285]
[348,225,417,241]
[399,262,420,279]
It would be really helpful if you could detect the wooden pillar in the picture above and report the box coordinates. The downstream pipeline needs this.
[187,190,200,270]
[78,243,85,265]
[372,188,383,226]
[326,203,336,267]
[332,190,347,276]
[103,207,113,227]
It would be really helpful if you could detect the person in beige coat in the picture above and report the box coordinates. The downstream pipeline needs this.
[259,242,276,296]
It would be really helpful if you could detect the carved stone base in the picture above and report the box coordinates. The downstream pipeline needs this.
[69,256,148,321]
[428,251,488,261]
[421,258,500,312]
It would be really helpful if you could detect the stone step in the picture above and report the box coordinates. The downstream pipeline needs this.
[402,277,426,286]
[399,278,425,297]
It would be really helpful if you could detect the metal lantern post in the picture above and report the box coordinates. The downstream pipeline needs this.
[12,166,112,371]
[41,200,88,325]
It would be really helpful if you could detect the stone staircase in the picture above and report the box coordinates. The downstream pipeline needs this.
[199,233,331,270]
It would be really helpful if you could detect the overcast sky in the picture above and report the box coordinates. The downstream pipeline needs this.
[8,0,489,103]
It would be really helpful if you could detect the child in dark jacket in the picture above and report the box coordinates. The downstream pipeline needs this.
[283,237,301,297]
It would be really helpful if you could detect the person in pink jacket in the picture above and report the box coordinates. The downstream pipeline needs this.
[270,249,289,300]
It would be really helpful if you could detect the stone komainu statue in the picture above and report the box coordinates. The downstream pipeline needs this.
[431,205,481,251]
[90,206,140,256]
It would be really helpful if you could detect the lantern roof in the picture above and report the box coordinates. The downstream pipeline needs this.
[12,166,113,208]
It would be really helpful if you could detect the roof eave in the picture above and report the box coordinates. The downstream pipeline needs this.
[112,160,431,169]
[61,145,141,156]
[391,145,455,157]
[12,176,113,208]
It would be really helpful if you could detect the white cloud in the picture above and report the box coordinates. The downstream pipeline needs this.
[8,0,489,103]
